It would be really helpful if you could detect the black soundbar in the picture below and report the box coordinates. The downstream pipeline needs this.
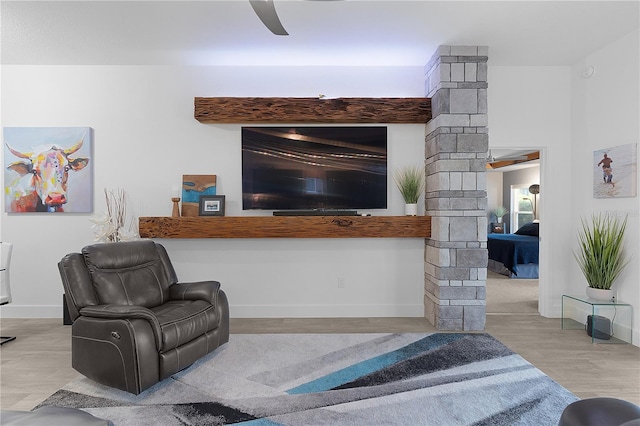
[273,210,359,216]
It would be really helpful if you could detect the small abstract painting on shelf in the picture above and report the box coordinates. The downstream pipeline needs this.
[182,174,217,216]
[3,127,92,213]
[593,143,637,198]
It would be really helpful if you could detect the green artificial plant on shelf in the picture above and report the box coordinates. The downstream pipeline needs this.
[393,164,425,204]
[491,206,508,223]
[574,212,628,290]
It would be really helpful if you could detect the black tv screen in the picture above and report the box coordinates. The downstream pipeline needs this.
[242,126,387,211]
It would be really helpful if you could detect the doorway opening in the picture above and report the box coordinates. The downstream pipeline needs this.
[486,148,541,315]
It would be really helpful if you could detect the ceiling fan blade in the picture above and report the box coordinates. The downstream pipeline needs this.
[249,0,289,36]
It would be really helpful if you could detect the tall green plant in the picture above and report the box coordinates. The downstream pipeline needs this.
[394,165,424,204]
[574,213,629,290]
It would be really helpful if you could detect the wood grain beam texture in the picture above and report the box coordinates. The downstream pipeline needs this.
[194,97,431,124]
[139,216,431,239]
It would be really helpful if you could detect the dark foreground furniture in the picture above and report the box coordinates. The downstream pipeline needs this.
[559,397,640,426]
[1,406,113,425]
[58,240,229,394]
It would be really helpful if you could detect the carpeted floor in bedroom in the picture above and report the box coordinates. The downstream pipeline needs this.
[485,270,538,314]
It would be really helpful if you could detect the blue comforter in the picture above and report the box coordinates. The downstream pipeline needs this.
[487,233,539,276]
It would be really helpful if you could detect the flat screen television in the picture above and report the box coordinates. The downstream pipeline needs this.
[242,126,387,211]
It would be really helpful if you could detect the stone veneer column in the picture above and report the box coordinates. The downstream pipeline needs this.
[423,45,488,331]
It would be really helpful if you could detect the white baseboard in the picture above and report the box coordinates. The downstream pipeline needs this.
[230,304,425,318]
[1,305,63,318]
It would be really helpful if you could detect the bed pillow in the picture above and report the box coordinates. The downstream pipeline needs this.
[515,222,539,237]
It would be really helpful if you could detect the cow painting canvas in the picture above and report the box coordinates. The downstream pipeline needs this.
[4,127,92,213]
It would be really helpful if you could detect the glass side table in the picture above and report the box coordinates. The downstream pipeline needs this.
[562,294,632,344]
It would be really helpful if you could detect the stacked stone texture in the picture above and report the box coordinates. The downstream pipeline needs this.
[423,45,488,331]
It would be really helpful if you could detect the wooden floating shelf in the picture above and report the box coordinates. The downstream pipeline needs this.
[194,97,431,124]
[139,216,431,239]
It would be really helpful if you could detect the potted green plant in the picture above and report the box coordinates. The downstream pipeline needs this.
[394,164,424,216]
[492,206,508,223]
[574,212,629,300]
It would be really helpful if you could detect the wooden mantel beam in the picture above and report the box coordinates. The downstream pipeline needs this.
[139,216,431,239]
[194,97,431,124]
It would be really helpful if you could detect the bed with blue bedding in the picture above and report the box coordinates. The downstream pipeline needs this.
[487,222,539,278]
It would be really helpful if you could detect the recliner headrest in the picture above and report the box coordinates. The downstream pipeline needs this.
[82,240,159,270]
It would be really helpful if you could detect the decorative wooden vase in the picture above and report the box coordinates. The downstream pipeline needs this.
[171,197,181,217]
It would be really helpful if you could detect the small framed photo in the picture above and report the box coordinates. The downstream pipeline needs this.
[199,195,225,216]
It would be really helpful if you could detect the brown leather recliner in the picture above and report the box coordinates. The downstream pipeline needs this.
[58,240,229,395]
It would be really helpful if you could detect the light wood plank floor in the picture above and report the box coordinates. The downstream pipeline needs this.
[1,314,639,412]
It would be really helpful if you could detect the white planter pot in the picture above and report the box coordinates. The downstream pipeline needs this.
[586,287,616,301]
[404,203,418,216]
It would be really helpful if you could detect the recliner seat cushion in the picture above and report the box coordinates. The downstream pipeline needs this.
[152,300,217,351]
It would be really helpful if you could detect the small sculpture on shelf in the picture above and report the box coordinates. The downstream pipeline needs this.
[171,197,181,217]
[171,185,181,217]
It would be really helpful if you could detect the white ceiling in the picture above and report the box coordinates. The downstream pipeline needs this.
[1,0,638,67]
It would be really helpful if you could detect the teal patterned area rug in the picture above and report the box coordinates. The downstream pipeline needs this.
[38,333,577,425]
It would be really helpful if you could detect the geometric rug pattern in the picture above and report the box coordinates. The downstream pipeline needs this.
[38,333,578,425]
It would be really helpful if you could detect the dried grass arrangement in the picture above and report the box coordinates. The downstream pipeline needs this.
[90,188,138,242]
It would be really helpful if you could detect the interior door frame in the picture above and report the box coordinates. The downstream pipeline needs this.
[487,146,544,314]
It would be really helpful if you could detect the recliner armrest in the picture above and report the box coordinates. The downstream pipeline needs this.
[79,304,162,348]
[169,281,221,305]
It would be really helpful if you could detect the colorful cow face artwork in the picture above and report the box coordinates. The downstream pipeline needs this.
[4,127,92,213]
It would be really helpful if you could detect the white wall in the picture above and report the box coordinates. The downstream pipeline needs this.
[2,33,638,344]
[489,30,640,345]
[486,172,503,213]
[488,65,574,318]
[570,29,640,344]
[1,65,428,318]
